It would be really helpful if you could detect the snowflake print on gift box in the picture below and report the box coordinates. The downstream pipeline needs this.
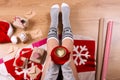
[73,45,90,65]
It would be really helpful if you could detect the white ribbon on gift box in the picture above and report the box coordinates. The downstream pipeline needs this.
[15,62,34,80]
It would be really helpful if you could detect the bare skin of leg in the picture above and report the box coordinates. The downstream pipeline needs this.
[62,38,79,80]
[41,38,59,80]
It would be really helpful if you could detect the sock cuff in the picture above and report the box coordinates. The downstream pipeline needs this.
[62,37,74,42]
[47,37,59,43]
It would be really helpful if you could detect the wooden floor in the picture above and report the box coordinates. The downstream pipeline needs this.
[0,0,120,80]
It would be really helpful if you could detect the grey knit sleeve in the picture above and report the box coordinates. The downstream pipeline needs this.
[44,62,60,80]
[61,61,75,80]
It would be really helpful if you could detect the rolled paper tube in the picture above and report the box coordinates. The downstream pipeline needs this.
[102,21,113,80]
[96,18,104,80]
[51,46,70,65]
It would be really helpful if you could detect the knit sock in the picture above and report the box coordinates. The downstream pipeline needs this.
[61,3,73,41]
[47,4,60,42]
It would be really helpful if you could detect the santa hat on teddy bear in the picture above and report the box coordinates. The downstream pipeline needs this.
[0,20,17,44]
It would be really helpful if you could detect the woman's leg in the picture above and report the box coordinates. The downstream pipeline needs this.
[61,3,79,80]
[41,4,60,80]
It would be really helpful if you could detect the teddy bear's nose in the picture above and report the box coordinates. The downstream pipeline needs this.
[21,19,26,24]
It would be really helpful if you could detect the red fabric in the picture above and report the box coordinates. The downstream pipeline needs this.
[19,48,33,58]
[5,48,43,80]
[51,46,70,65]
[5,58,20,79]
[0,21,11,43]
[73,40,95,72]
[15,48,32,67]
[16,57,24,67]
[5,58,42,80]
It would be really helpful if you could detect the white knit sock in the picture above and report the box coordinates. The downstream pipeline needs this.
[48,4,60,42]
[61,3,73,41]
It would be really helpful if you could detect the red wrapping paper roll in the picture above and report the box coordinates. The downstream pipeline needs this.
[51,46,70,65]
